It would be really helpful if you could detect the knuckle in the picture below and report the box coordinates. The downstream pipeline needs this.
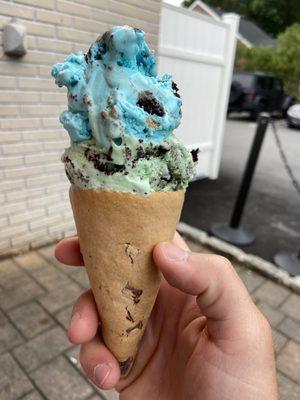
[211,255,233,272]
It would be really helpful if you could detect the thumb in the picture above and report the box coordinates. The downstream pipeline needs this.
[153,242,259,341]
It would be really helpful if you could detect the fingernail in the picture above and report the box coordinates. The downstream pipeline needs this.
[161,242,189,262]
[93,363,111,387]
[69,312,81,326]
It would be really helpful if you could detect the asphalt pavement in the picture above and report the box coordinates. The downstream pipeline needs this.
[181,115,300,263]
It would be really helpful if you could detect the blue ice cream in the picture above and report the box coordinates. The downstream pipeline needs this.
[52,26,196,194]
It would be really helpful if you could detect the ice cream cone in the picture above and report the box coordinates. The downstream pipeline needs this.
[69,187,184,376]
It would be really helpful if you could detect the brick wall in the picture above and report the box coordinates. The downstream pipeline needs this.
[0,0,162,256]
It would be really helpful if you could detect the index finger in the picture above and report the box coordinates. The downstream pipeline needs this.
[55,237,84,266]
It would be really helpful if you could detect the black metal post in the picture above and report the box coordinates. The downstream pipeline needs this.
[210,113,270,245]
[230,113,270,228]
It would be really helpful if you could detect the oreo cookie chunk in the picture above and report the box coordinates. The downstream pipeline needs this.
[137,91,165,117]
[84,148,125,175]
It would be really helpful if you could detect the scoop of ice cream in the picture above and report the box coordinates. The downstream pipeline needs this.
[51,26,181,149]
[52,26,197,194]
[62,133,195,194]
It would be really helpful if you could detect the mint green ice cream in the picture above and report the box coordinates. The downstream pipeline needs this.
[52,26,197,194]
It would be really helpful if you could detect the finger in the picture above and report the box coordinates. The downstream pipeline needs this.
[173,231,190,251]
[80,334,120,390]
[68,290,99,344]
[153,242,257,340]
[55,237,84,266]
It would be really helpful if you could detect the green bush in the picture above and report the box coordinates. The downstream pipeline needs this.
[235,44,275,72]
[274,23,300,98]
[235,23,300,98]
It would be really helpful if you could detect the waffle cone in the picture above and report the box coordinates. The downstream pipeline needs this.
[69,187,184,376]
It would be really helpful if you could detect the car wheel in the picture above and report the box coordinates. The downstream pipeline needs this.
[250,110,260,121]
[287,123,295,129]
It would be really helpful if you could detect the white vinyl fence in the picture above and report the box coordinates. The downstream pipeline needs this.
[159,3,239,178]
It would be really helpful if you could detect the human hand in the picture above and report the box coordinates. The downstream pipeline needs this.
[55,233,278,400]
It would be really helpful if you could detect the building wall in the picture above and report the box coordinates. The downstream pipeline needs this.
[0,0,162,256]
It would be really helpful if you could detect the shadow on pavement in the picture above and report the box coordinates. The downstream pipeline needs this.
[181,175,300,263]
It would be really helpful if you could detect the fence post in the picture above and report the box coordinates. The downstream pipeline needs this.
[210,13,240,178]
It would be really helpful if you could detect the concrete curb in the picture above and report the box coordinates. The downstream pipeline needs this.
[178,222,300,294]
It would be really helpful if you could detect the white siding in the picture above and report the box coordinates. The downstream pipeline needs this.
[159,4,239,178]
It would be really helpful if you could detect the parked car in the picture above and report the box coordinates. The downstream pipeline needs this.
[228,71,293,120]
[286,103,300,129]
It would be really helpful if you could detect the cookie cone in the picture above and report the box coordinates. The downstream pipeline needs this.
[69,187,184,376]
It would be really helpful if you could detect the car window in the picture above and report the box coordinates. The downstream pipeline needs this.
[257,77,274,90]
[273,79,283,91]
[256,77,267,90]
[232,74,254,90]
